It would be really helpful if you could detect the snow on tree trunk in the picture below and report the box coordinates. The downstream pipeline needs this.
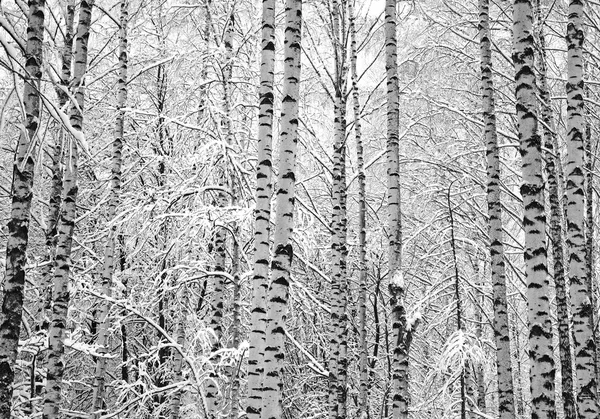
[512,0,556,416]
[261,0,302,416]
[43,2,95,418]
[0,1,46,417]
[91,0,128,415]
[385,1,410,418]
[206,10,234,418]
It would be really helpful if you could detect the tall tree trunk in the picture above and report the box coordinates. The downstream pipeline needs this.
[170,278,187,419]
[512,0,556,416]
[478,0,516,416]
[229,225,242,419]
[91,0,128,414]
[384,1,409,418]
[584,84,600,399]
[474,258,487,414]
[0,1,46,417]
[349,0,369,416]
[247,0,275,415]
[261,0,302,416]
[40,0,75,326]
[448,182,466,419]
[206,10,234,418]
[535,1,577,416]
[44,3,95,418]
[198,0,212,124]
[565,0,599,414]
[329,1,349,418]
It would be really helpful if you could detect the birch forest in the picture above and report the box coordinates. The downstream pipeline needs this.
[2,0,600,417]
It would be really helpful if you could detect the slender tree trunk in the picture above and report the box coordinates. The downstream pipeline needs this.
[32,5,75,410]
[0,1,46,417]
[261,0,302,416]
[91,1,128,415]
[40,0,75,325]
[118,235,129,384]
[535,1,577,416]
[247,0,275,415]
[206,11,234,418]
[170,278,187,419]
[512,0,556,416]
[198,0,212,123]
[229,226,242,419]
[349,0,369,416]
[44,3,95,418]
[448,182,466,419]
[565,0,599,414]
[478,0,516,417]
[329,1,349,418]
[384,1,409,418]
[474,259,486,414]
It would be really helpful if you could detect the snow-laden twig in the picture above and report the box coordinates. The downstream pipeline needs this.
[284,329,329,377]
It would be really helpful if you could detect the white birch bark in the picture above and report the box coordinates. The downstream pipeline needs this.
[43,2,95,418]
[385,1,410,418]
[512,0,556,416]
[349,0,368,416]
[261,0,302,416]
[478,0,516,416]
[0,1,46,417]
[564,0,599,414]
[247,0,275,416]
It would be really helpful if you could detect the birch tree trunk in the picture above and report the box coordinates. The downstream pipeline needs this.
[583,87,600,399]
[535,1,577,416]
[329,1,349,418]
[478,0,516,416]
[170,278,187,419]
[43,2,95,418]
[40,0,75,325]
[512,0,556,416]
[474,259,486,414]
[565,0,599,414]
[206,10,234,418]
[261,0,302,416]
[349,0,369,416]
[0,1,46,417]
[229,226,242,419]
[91,0,128,415]
[247,0,275,416]
[384,1,410,418]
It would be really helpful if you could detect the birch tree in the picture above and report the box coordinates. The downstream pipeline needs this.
[385,1,411,417]
[329,1,349,418]
[44,2,95,417]
[349,0,369,417]
[564,0,599,414]
[478,0,516,416]
[0,1,46,416]
[247,0,276,416]
[91,0,129,414]
[535,0,577,415]
[261,0,303,416]
[512,0,556,416]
